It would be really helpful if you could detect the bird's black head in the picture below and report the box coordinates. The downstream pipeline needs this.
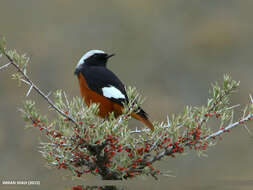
[74,50,114,75]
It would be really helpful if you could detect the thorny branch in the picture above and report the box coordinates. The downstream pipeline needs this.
[1,49,79,127]
[205,112,253,140]
[125,97,253,178]
[1,39,253,180]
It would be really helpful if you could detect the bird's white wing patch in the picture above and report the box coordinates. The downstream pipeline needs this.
[102,86,125,99]
[76,49,105,69]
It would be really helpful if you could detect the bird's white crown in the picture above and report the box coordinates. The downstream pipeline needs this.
[76,49,105,68]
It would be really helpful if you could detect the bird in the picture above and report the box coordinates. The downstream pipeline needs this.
[74,50,154,130]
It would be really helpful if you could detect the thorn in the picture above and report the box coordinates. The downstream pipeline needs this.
[20,79,31,85]
[0,62,11,71]
[229,110,234,125]
[167,116,171,127]
[63,91,70,109]
[250,94,253,104]
[130,127,149,134]
[38,150,46,155]
[46,91,52,98]
[226,104,240,110]
[113,117,122,130]
[243,124,253,136]
[26,85,33,97]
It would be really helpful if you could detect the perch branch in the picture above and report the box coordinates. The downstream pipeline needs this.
[1,51,79,127]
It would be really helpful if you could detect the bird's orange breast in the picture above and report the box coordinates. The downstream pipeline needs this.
[77,73,123,118]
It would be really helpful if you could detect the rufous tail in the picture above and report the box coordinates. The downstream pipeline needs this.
[131,113,154,131]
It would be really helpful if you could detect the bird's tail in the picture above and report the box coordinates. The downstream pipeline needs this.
[131,111,154,131]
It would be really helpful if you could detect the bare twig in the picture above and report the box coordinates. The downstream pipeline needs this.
[129,112,253,175]
[166,116,171,128]
[226,104,240,110]
[0,62,11,70]
[26,85,33,97]
[205,113,253,140]
[250,94,253,103]
[130,128,148,134]
[63,91,70,110]
[2,51,79,127]
[20,78,31,85]
[243,124,253,136]
[46,91,52,98]
[2,43,252,180]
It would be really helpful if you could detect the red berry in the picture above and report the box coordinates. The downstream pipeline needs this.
[136,158,142,163]
[72,185,83,190]
[131,163,137,169]
[117,166,123,171]
[104,147,109,153]
[117,148,122,152]
[144,146,149,152]
[62,163,67,169]
[111,151,115,157]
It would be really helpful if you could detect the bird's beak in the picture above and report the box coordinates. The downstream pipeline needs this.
[106,53,115,59]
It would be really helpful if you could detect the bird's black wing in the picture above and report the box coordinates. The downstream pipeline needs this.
[80,66,129,106]
[80,66,149,120]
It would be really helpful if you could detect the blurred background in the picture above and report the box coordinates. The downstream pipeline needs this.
[0,0,253,189]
